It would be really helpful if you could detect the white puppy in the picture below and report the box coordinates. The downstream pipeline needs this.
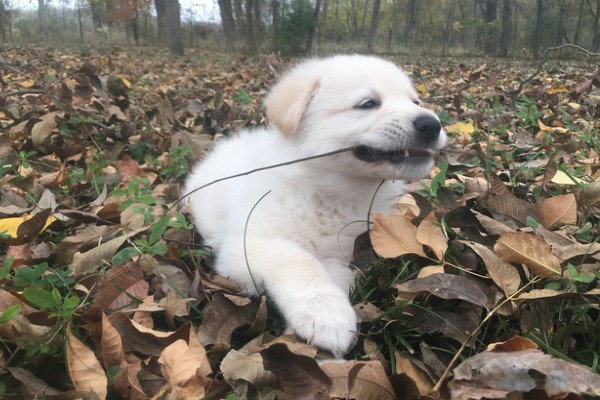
[184,55,446,356]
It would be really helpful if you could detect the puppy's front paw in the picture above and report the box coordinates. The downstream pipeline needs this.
[285,289,357,357]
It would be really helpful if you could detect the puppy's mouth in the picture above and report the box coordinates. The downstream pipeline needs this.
[353,145,435,164]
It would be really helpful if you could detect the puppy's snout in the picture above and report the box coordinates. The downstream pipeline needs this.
[413,115,442,144]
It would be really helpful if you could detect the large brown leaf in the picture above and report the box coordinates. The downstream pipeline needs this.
[539,193,577,228]
[66,322,107,400]
[449,349,600,398]
[494,232,562,277]
[462,240,521,297]
[370,213,425,258]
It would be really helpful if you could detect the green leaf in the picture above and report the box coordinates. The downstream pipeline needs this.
[112,246,140,265]
[0,303,21,323]
[23,287,56,309]
[149,216,170,245]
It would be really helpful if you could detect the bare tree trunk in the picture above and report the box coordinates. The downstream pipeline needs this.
[218,0,236,43]
[366,0,381,52]
[573,0,585,44]
[532,0,543,57]
[555,1,567,46]
[77,0,84,42]
[38,0,48,40]
[245,0,256,52]
[305,0,322,52]
[403,0,417,43]
[499,0,511,56]
[442,0,457,56]
[360,0,370,36]
[590,0,600,51]
[350,0,358,39]
[166,0,184,55]
[271,0,279,47]
[155,0,167,44]
[482,0,498,55]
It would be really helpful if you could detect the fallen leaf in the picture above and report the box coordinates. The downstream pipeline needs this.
[370,213,426,258]
[462,240,521,297]
[539,193,577,228]
[486,335,538,352]
[158,339,207,399]
[320,360,396,400]
[395,273,491,309]
[261,343,332,399]
[449,349,600,398]
[494,232,562,277]
[66,322,108,400]
[416,212,448,260]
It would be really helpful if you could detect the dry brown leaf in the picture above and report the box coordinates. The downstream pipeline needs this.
[412,308,480,346]
[100,311,125,369]
[221,348,276,389]
[394,351,434,395]
[31,111,64,148]
[486,335,538,352]
[320,360,396,400]
[158,339,207,399]
[416,212,448,260]
[462,240,521,297]
[93,262,148,311]
[7,367,62,396]
[66,322,108,400]
[113,358,147,400]
[108,313,191,357]
[449,349,600,398]
[416,265,445,278]
[197,293,266,354]
[539,193,577,228]
[484,193,541,226]
[494,232,562,277]
[370,213,425,258]
[261,343,332,399]
[71,227,145,276]
[395,273,491,309]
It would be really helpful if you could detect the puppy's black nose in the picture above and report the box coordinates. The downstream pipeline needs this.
[413,115,441,143]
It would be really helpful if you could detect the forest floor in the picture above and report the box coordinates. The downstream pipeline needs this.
[1,45,600,399]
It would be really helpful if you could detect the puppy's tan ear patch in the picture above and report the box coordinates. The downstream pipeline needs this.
[264,63,321,136]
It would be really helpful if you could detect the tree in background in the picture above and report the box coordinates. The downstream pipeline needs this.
[166,0,184,55]
[38,0,47,39]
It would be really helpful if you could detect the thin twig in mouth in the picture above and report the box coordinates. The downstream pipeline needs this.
[171,146,358,211]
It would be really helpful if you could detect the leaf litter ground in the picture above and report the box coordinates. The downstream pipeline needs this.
[1,45,600,399]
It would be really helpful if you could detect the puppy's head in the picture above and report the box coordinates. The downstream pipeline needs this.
[265,55,446,181]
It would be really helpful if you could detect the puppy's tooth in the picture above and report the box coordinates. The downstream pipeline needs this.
[404,149,410,157]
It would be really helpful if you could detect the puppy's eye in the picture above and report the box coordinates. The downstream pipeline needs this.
[356,99,380,110]
[413,99,421,105]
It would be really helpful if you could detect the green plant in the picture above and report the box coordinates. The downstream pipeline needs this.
[160,146,193,180]
[112,176,156,211]
[516,95,544,130]
[112,215,170,264]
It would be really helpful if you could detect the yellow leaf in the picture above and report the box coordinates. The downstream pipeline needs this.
[551,170,585,185]
[567,102,581,111]
[416,83,427,97]
[537,120,568,134]
[544,86,568,94]
[19,79,35,88]
[118,75,132,88]
[0,214,56,238]
[445,121,475,134]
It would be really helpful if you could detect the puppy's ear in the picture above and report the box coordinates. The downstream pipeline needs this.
[265,62,321,136]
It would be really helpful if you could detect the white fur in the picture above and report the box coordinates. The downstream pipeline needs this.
[184,55,446,356]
